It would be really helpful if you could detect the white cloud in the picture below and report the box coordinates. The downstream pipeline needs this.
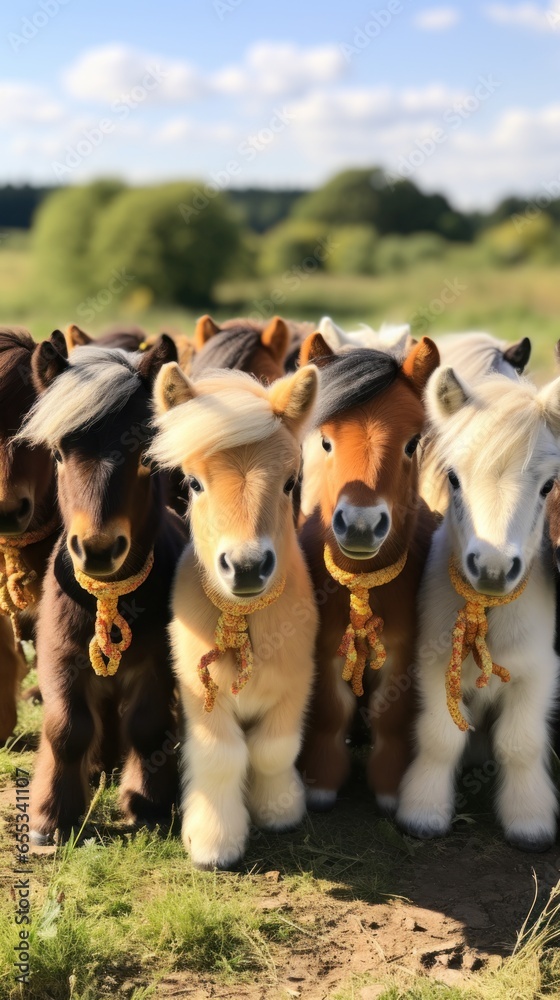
[62,44,204,104]
[0,83,63,126]
[212,42,346,99]
[414,6,461,30]
[484,2,560,32]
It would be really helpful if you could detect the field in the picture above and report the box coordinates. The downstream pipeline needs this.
[1,232,560,999]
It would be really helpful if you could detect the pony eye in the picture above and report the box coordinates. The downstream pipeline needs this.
[321,437,332,453]
[53,449,62,464]
[140,452,152,469]
[405,434,420,458]
[448,470,460,490]
[188,476,204,494]
[540,479,555,498]
[284,475,297,495]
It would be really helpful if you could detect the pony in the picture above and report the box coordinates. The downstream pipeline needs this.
[191,315,290,383]
[420,332,532,514]
[318,316,412,358]
[396,368,560,852]
[297,333,440,811]
[65,324,196,374]
[0,328,66,741]
[18,336,186,842]
[150,362,319,869]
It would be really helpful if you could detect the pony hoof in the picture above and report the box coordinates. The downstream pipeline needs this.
[30,829,54,847]
[506,830,555,853]
[306,788,337,812]
[376,793,398,816]
[396,813,451,840]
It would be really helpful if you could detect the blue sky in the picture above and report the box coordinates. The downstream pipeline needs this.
[1,0,559,208]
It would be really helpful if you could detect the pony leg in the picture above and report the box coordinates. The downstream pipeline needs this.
[367,647,416,814]
[247,705,306,831]
[493,674,558,852]
[181,701,249,870]
[30,695,97,841]
[396,660,468,838]
[118,676,177,825]
[0,616,25,743]
[298,658,355,811]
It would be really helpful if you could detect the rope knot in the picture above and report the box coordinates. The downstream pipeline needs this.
[0,515,60,646]
[446,559,527,731]
[324,544,408,697]
[74,550,154,677]
[198,576,286,712]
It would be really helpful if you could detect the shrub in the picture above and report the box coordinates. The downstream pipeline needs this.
[325,225,378,275]
[258,219,332,276]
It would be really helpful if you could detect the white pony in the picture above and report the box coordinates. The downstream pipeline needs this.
[397,368,560,852]
[318,316,412,359]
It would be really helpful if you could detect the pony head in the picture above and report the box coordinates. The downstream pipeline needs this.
[19,335,177,578]
[318,317,412,358]
[192,315,290,384]
[300,332,439,562]
[428,367,560,594]
[0,328,65,537]
[152,364,317,598]
[434,332,531,384]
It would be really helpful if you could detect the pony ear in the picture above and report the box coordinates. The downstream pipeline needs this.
[299,332,334,367]
[194,314,220,350]
[318,316,346,351]
[32,332,69,393]
[538,376,560,438]
[154,362,196,415]
[428,366,471,419]
[402,336,440,393]
[269,366,318,432]
[138,334,178,388]
[260,316,289,362]
[555,340,560,368]
[65,323,92,352]
[503,336,531,373]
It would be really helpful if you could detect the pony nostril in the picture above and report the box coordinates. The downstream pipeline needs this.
[70,535,82,558]
[111,535,128,561]
[333,509,347,535]
[219,553,234,578]
[373,512,390,540]
[507,556,522,582]
[259,550,276,580]
[17,498,31,520]
[467,553,479,577]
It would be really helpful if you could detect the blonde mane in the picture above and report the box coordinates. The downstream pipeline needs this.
[151,369,283,470]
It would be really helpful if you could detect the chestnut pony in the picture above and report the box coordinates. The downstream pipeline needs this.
[151,363,318,869]
[298,333,439,812]
[19,337,186,842]
[0,328,66,742]
[191,315,290,383]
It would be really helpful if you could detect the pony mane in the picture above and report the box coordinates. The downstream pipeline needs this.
[151,369,282,469]
[19,346,145,447]
[0,328,35,401]
[312,349,400,426]
[191,322,263,377]
[431,375,557,480]
[434,333,512,384]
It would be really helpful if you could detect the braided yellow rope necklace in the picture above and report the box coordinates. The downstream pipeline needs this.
[446,558,528,732]
[324,543,408,697]
[0,514,60,646]
[74,550,154,677]
[198,575,286,712]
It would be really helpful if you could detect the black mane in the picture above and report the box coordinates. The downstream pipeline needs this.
[313,348,400,426]
[191,325,261,377]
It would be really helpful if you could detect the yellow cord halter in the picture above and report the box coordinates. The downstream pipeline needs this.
[198,575,286,712]
[0,515,60,646]
[74,550,154,677]
[324,543,408,697]
[446,558,528,732]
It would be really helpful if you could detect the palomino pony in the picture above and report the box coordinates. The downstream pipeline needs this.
[0,328,66,741]
[151,363,318,869]
[397,368,560,851]
[191,315,290,383]
[297,333,440,811]
[19,337,185,841]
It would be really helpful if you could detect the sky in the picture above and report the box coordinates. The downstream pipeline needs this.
[1,0,559,210]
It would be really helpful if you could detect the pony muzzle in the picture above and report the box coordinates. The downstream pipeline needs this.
[332,500,391,560]
[67,519,131,578]
[217,542,277,597]
[0,495,33,536]
[464,543,524,595]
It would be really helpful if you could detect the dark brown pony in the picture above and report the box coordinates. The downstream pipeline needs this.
[19,336,186,842]
[0,328,65,742]
[297,333,439,811]
[191,315,290,383]
[65,324,196,374]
